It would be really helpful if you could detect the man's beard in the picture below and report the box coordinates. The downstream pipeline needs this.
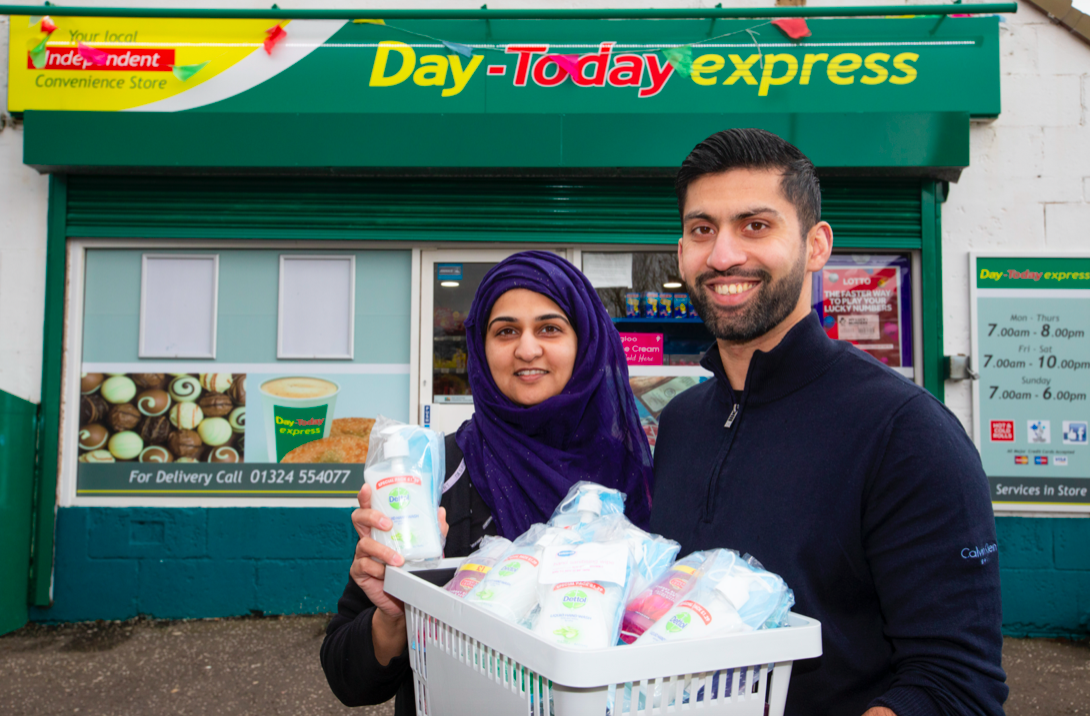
[687,251,807,343]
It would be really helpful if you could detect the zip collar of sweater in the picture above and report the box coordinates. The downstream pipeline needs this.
[698,310,847,407]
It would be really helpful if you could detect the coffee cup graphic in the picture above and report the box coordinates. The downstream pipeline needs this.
[260,376,340,462]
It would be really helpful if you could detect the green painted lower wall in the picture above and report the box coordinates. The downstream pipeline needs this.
[996,516,1090,637]
[26,508,1090,635]
[29,507,356,622]
[0,391,38,634]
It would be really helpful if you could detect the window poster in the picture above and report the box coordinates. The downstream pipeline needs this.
[629,375,706,453]
[74,249,411,499]
[813,255,913,376]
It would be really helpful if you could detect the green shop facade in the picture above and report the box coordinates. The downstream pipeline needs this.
[4,8,1075,635]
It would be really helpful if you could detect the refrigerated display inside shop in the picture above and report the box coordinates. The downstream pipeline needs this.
[432,262,497,404]
[583,252,716,367]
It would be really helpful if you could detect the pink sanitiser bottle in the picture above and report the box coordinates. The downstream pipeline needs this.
[620,551,707,644]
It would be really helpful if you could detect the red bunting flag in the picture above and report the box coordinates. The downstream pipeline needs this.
[264,24,287,55]
[40,16,57,34]
[77,41,109,66]
[771,18,811,40]
[547,54,580,78]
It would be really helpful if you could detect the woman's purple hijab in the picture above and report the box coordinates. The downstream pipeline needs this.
[455,251,654,538]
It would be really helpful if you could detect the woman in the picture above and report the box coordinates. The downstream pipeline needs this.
[321,251,654,714]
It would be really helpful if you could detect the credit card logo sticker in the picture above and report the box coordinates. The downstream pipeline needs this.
[1054,456,1069,466]
[1034,456,1048,465]
[1015,455,1029,465]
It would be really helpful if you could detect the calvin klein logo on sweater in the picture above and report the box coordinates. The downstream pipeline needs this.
[961,543,998,564]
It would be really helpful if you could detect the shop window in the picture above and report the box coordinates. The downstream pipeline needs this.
[139,254,219,359]
[277,255,355,360]
[584,251,714,366]
[75,247,412,503]
[812,253,915,380]
[582,251,715,454]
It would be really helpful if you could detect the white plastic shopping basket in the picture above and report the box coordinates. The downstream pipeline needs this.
[385,559,822,716]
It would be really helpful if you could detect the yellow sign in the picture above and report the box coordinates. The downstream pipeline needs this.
[7,16,295,111]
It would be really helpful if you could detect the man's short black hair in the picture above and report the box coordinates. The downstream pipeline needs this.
[675,128,822,235]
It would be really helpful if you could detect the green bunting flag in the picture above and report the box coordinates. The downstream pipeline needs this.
[662,46,693,77]
[29,36,48,69]
[171,61,210,82]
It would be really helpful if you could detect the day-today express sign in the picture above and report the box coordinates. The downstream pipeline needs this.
[8,16,999,115]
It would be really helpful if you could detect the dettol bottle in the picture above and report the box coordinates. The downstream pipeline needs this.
[633,580,747,644]
[620,550,706,643]
[364,428,442,562]
[533,539,632,649]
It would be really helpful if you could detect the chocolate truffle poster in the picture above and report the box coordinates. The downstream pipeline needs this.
[75,370,401,497]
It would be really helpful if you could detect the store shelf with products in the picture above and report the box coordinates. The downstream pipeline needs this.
[611,317,705,324]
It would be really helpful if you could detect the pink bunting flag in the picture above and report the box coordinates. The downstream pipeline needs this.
[771,18,812,40]
[547,54,580,78]
[78,41,109,66]
[264,24,287,55]
[40,16,57,34]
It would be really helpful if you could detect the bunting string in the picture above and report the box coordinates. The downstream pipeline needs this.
[356,16,789,78]
[22,13,814,82]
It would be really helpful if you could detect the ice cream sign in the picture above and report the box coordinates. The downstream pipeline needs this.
[620,333,664,366]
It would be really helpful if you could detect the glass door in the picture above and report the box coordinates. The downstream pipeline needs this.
[419,249,566,434]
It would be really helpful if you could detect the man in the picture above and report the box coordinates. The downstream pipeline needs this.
[650,129,1006,716]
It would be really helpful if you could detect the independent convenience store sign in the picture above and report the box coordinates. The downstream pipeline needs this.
[8,15,999,115]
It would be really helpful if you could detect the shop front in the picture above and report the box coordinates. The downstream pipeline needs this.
[6,9,1001,619]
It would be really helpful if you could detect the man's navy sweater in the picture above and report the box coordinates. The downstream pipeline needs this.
[650,312,1006,716]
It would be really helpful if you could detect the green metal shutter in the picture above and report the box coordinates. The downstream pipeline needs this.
[66,175,923,249]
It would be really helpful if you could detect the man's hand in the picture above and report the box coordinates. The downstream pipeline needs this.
[863,708,897,716]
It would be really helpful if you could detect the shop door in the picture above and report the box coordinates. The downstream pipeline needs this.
[419,249,566,434]
[0,390,37,634]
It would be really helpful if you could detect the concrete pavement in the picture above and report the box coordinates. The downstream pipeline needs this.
[1,615,1086,715]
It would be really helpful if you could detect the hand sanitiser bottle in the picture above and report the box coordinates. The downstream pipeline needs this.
[364,426,443,562]
[548,482,626,530]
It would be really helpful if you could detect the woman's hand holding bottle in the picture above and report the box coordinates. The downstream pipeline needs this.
[350,484,448,665]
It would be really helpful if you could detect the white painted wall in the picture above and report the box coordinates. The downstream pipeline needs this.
[945,4,1090,430]
[1,0,1088,432]
[0,14,49,404]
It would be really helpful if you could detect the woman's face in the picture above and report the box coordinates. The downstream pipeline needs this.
[484,289,578,407]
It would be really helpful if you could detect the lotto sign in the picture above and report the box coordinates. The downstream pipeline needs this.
[815,256,912,377]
